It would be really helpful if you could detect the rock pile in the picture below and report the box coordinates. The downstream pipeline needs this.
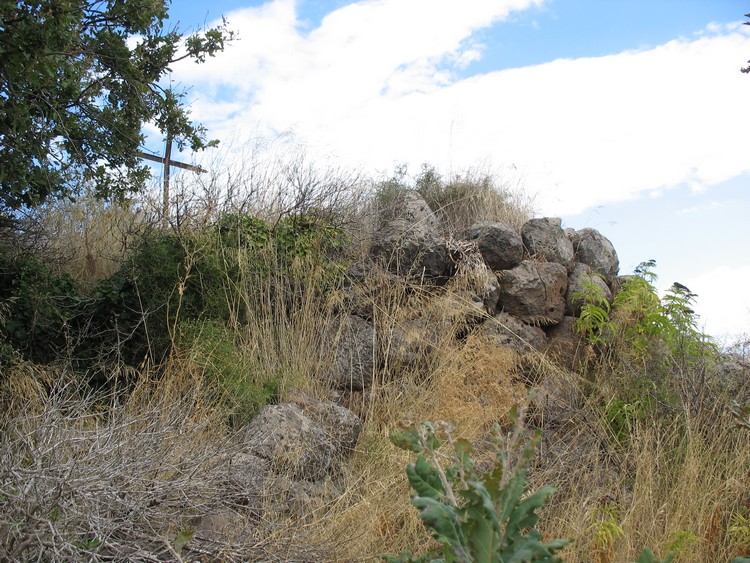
[331,191,620,389]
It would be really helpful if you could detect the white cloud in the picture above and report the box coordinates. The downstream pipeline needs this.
[680,264,750,343]
[170,1,750,217]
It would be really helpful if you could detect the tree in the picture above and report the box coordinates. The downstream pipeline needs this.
[0,0,234,211]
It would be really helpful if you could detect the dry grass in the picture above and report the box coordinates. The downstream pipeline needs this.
[18,191,147,290]
[415,165,536,232]
[3,152,748,562]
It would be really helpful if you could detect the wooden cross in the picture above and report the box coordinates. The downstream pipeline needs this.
[136,135,206,225]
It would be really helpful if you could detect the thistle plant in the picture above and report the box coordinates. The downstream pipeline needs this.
[383,407,570,562]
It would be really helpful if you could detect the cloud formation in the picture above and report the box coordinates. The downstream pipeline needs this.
[172,0,750,217]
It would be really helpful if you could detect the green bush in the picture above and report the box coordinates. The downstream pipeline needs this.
[177,320,282,426]
[383,411,570,562]
[574,261,719,416]
[0,244,81,364]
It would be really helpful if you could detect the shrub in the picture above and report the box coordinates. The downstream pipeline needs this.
[0,244,81,364]
[383,409,570,562]
[177,319,283,426]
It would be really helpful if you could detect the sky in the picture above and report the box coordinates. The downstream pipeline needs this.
[154,0,750,343]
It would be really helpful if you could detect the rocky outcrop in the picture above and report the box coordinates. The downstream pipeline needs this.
[371,191,453,280]
[461,221,524,271]
[330,314,376,391]
[497,261,568,326]
[545,316,589,372]
[521,217,575,272]
[569,227,619,285]
[475,312,547,353]
[243,399,362,481]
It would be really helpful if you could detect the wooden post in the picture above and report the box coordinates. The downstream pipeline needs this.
[135,143,206,228]
[162,134,172,227]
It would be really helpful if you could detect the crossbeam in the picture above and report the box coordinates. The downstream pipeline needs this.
[135,151,206,174]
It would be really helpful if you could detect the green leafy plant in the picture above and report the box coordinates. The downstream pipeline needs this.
[587,501,624,563]
[0,0,234,212]
[383,408,570,562]
[573,274,614,347]
[665,529,700,561]
[728,512,750,556]
[635,547,675,563]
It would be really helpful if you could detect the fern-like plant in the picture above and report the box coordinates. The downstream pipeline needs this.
[383,408,570,562]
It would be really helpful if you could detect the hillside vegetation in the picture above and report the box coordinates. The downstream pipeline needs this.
[0,158,749,562]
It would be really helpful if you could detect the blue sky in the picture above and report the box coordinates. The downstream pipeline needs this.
[156,0,750,341]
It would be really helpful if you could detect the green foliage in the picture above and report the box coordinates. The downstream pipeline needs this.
[600,398,654,446]
[587,502,624,562]
[384,416,570,562]
[664,529,700,561]
[0,0,234,211]
[0,244,81,363]
[178,320,281,425]
[574,261,718,413]
[728,512,750,554]
[573,274,613,346]
[635,548,675,563]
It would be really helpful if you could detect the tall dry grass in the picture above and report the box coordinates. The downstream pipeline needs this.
[3,144,748,562]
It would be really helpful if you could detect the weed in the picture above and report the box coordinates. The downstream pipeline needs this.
[383,408,570,562]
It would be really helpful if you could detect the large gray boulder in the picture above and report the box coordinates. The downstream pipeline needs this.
[474,312,547,353]
[461,221,524,271]
[330,314,376,391]
[497,261,568,326]
[569,228,619,285]
[565,263,612,316]
[521,218,575,272]
[371,191,452,280]
[243,399,362,481]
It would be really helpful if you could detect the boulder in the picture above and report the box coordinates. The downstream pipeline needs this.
[521,217,575,272]
[475,312,547,353]
[225,452,271,506]
[565,263,612,316]
[570,228,619,285]
[461,221,524,271]
[497,261,568,325]
[330,314,376,391]
[371,191,452,280]
[243,399,362,481]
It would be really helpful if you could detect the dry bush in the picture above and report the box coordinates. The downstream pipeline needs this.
[16,191,147,290]
[301,272,532,560]
[414,165,536,233]
[0,361,342,562]
[147,138,370,238]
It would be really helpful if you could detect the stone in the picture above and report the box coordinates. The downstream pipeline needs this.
[244,399,362,481]
[371,191,452,280]
[496,261,568,326]
[528,370,583,427]
[565,262,612,316]
[461,221,524,271]
[571,227,619,285]
[521,217,575,272]
[330,314,376,391]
